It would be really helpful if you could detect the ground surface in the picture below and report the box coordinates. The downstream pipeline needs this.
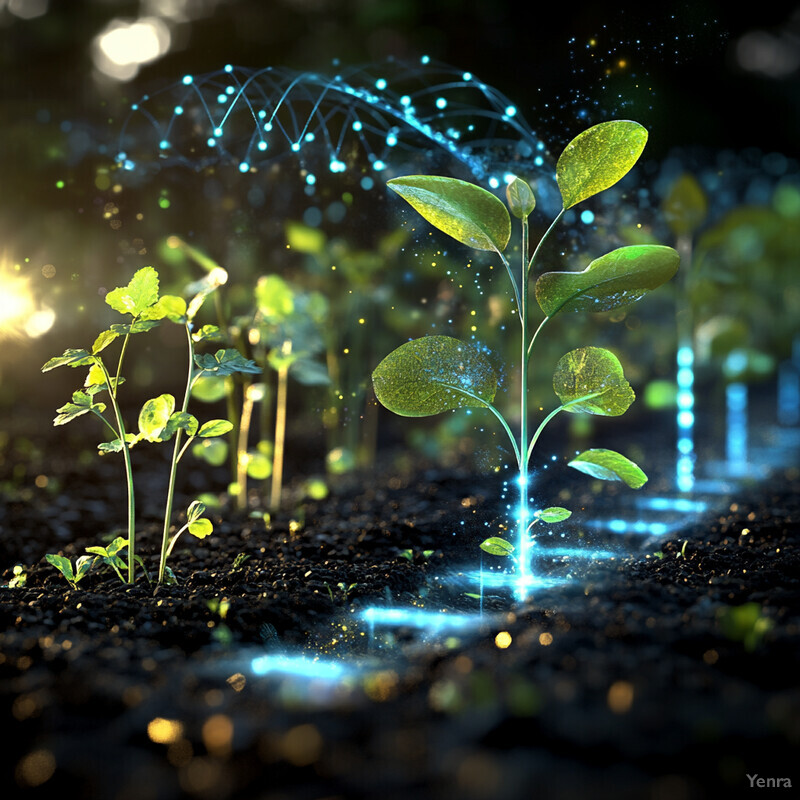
[1,402,799,800]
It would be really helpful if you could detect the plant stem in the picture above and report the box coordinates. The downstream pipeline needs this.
[157,323,195,584]
[518,217,531,591]
[526,392,604,464]
[270,359,289,511]
[96,358,136,584]
[237,386,255,511]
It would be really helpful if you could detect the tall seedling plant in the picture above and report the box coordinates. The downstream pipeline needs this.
[373,121,680,593]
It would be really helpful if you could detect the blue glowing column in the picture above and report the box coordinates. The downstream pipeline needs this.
[676,344,696,492]
[726,382,748,467]
[777,337,800,426]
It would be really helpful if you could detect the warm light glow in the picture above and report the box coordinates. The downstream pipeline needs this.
[93,17,171,82]
[147,717,184,744]
[0,265,55,340]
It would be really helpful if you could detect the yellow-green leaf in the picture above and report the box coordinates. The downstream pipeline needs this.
[388,175,511,252]
[556,121,648,209]
[506,177,535,219]
[568,448,647,488]
[663,173,707,237]
[105,266,160,317]
[553,347,634,416]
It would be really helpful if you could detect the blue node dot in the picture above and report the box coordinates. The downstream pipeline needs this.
[257,141,267,151]
[537,141,545,150]
[159,139,170,149]
[580,210,595,224]
[182,75,193,85]
[329,159,346,173]
[360,176,374,190]
[213,127,223,137]
[264,122,273,131]
[462,72,472,81]
[206,137,216,147]
[503,173,515,184]
[291,142,301,152]
[505,105,517,117]
[131,104,138,111]
[534,155,544,166]
[239,162,250,173]
[400,95,411,106]
[174,105,184,115]
[124,159,135,171]
[488,177,500,189]
[386,133,397,146]
[351,120,363,131]
[217,94,228,104]
[678,410,695,429]
[303,206,323,226]
[305,173,316,185]
[226,86,235,95]
[258,109,267,119]
[304,132,315,142]
[421,55,430,64]
[224,64,233,73]
[373,160,386,171]
[436,97,447,109]
[375,78,387,90]
[117,151,127,161]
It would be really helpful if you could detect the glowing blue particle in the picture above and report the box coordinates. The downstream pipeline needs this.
[580,210,595,224]
[213,126,223,137]
[130,104,138,111]
[375,78,387,90]
[206,137,216,147]
[117,151,127,161]
[291,142,301,152]
[360,176,374,190]
[329,158,346,172]
[373,160,386,171]
[609,519,627,533]
[217,94,228,104]
[537,141,545,150]
[258,109,267,119]
[400,95,411,107]
[462,72,472,81]
[239,162,250,173]
[678,437,693,454]
[421,55,430,64]
[257,141,267,151]
[678,410,695,429]
[351,120,363,131]
[436,97,448,109]
[505,105,517,117]
[677,367,694,388]
[264,122,273,131]
[488,177,500,189]
[304,132,315,142]
[123,159,135,171]
[677,346,694,367]
[677,473,694,493]
[225,86,235,95]
[305,173,316,185]
[159,139,170,149]
[174,105,184,115]
[534,156,544,166]
[224,64,233,73]
[386,133,397,146]
[503,173,516,184]
[182,75,193,85]
[677,390,694,410]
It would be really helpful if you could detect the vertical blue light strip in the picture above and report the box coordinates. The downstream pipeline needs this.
[676,343,695,492]
[778,360,800,426]
[726,382,748,466]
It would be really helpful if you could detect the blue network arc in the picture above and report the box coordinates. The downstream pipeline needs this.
[115,57,556,196]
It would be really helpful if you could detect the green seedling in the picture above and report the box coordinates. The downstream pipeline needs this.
[399,548,435,561]
[231,552,251,570]
[85,536,145,584]
[45,553,93,590]
[717,602,774,652]
[375,121,679,590]
[42,266,260,584]
[6,565,27,588]
[325,581,358,605]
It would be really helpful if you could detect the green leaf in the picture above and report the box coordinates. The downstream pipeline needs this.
[191,324,222,343]
[535,245,680,316]
[535,507,572,523]
[267,347,298,372]
[243,451,272,480]
[92,329,120,354]
[553,347,635,416]
[186,500,206,523]
[480,537,515,556]
[166,412,199,438]
[663,173,707,237]
[194,349,261,377]
[42,349,92,372]
[286,221,326,254]
[192,438,228,466]
[188,519,213,539]
[506,177,535,219]
[191,375,228,403]
[108,320,161,336]
[197,419,233,438]
[105,266,160,316]
[142,294,187,323]
[372,335,498,417]
[75,555,94,581]
[387,175,511,252]
[45,554,74,582]
[53,391,106,426]
[138,394,176,442]
[568,448,648,488]
[556,120,648,209]
[256,275,295,321]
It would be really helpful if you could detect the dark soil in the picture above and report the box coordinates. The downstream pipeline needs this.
[2,402,799,800]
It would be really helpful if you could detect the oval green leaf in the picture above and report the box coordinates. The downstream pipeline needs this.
[105,266,160,317]
[568,448,648,488]
[480,537,515,556]
[535,245,680,316]
[553,347,635,416]
[42,349,92,372]
[188,519,213,539]
[506,177,535,219]
[372,335,498,417]
[198,419,234,438]
[388,175,511,252]
[535,507,572,523]
[138,394,176,442]
[556,121,648,209]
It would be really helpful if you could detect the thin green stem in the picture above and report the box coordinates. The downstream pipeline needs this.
[495,248,521,320]
[95,358,136,584]
[518,213,531,585]
[270,362,289,511]
[527,208,565,276]
[527,316,551,363]
[526,392,603,465]
[157,323,195,584]
[114,330,133,389]
[435,382,521,467]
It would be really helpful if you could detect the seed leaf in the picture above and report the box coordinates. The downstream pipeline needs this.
[506,177,536,219]
[372,335,498,417]
[194,349,262,377]
[388,175,511,252]
[42,349,92,372]
[568,448,648,488]
[142,294,187,323]
[105,266,160,317]
[192,438,228,466]
[535,245,680,316]
[535,507,572,523]
[556,121,648,209]
[45,554,75,582]
[197,419,234,438]
[553,347,634,416]
[138,394,176,442]
[188,519,213,539]
[480,537,515,556]
[186,500,206,523]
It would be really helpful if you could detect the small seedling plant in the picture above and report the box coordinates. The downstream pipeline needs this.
[42,266,260,585]
[373,120,679,590]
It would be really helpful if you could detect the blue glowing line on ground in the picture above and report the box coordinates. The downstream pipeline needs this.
[115,59,553,186]
[359,607,482,631]
[463,570,570,591]
[586,519,672,537]
[250,654,352,680]
[536,547,620,560]
[635,496,708,513]
[726,382,748,465]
